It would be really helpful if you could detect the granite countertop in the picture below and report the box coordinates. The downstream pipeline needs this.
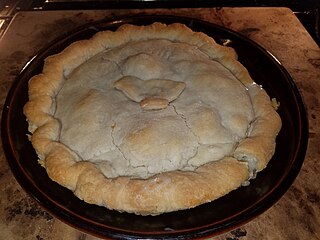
[0,7,319,240]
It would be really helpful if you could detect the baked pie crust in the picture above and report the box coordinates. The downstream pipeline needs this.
[23,22,281,215]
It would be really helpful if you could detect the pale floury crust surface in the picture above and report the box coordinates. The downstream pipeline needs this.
[23,22,281,215]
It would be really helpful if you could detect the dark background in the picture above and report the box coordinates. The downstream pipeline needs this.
[0,0,319,45]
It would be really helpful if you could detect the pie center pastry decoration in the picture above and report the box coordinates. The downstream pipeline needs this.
[23,22,281,215]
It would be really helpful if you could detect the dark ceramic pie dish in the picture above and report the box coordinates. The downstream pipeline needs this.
[1,15,308,239]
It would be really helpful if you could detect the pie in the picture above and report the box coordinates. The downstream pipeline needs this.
[23,22,281,215]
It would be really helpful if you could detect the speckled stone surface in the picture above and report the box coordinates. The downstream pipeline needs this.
[0,8,319,240]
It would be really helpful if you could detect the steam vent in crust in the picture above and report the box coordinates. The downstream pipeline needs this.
[23,22,282,215]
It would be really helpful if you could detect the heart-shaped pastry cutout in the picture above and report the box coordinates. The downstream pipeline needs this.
[114,76,186,110]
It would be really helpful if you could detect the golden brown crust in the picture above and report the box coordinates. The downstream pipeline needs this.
[23,22,281,215]
[139,97,169,110]
[72,157,249,215]
[234,83,282,171]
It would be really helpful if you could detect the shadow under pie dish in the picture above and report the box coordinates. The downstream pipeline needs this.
[23,22,282,216]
